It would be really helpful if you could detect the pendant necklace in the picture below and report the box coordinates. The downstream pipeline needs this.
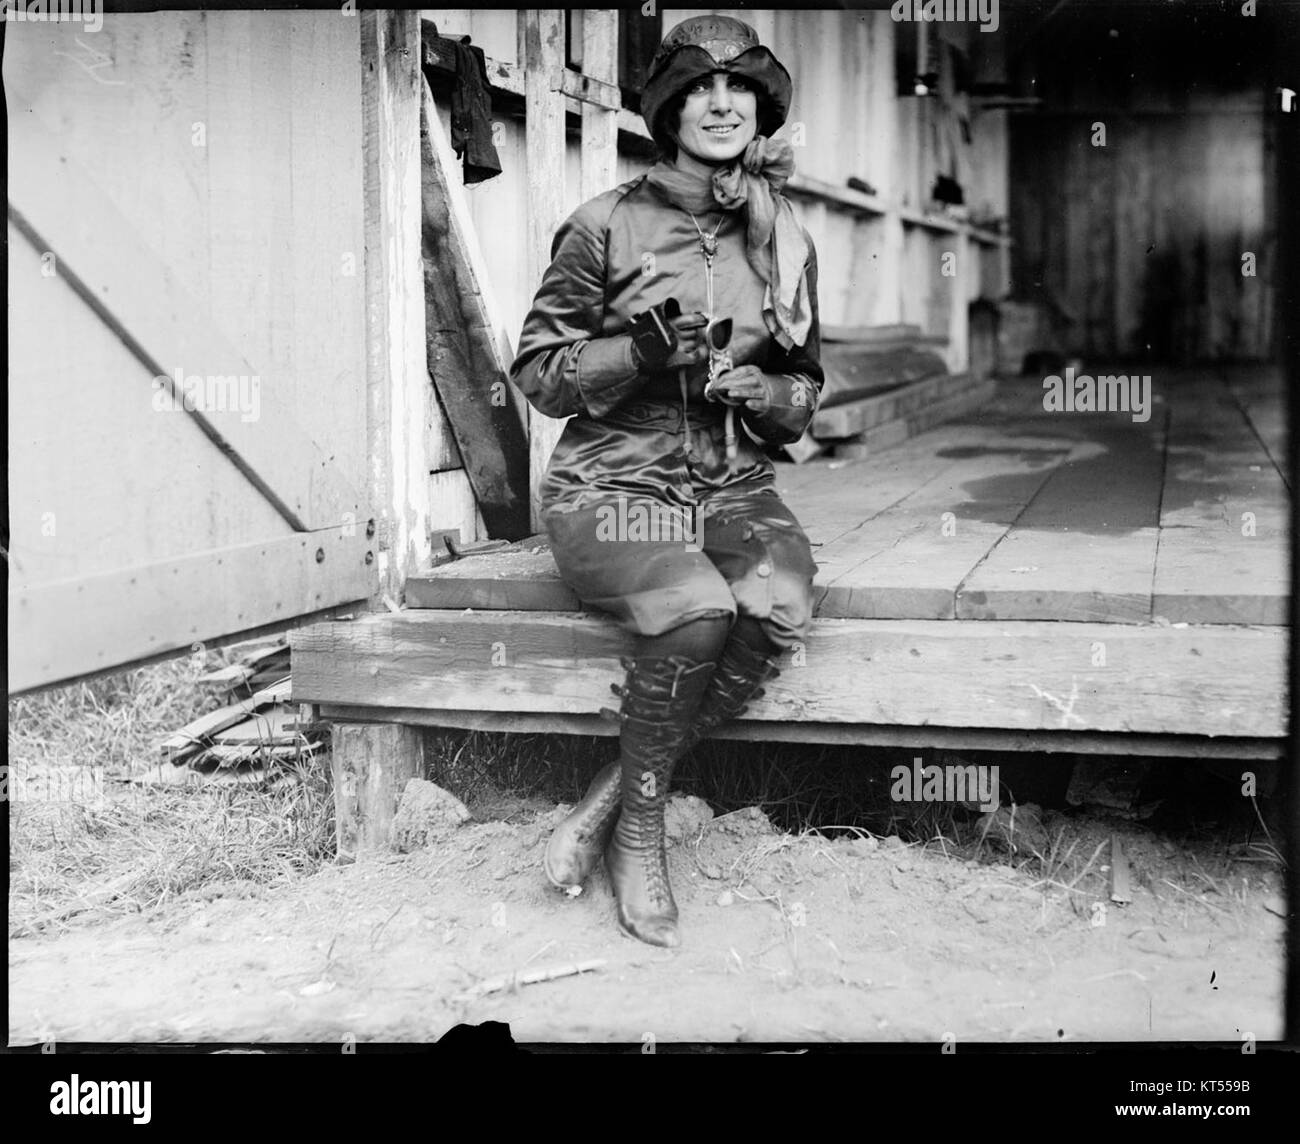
[687,211,724,317]
[687,210,739,470]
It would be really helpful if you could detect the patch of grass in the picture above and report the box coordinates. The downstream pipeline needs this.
[9,654,334,938]
[10,769,335,937]
[8,655,218,777]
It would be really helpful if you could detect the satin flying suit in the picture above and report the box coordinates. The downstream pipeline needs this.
[509,171,823,648]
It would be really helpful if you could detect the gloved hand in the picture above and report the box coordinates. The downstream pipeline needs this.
[661,311,710,370]
[630,311,710,371]
[704,364,777,413]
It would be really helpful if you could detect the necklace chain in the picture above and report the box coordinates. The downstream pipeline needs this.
[687,211,723,317]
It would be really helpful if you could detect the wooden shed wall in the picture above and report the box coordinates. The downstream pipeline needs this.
[7,12,370,589]
[6,11,413,690]
[1008,6,1274,362]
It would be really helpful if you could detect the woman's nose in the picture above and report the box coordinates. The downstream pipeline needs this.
[709,75,732,110]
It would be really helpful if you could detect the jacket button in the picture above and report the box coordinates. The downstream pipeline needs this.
[756,562,772,578]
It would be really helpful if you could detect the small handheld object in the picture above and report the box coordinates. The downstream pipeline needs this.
[701,318,738,467]
[628,296,682,368]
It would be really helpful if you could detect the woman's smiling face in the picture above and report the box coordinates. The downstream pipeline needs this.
[671,71,759,164]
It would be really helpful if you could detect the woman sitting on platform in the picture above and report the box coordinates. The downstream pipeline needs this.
[509,15,823,948]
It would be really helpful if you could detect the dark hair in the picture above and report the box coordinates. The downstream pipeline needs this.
[654,78,776,162]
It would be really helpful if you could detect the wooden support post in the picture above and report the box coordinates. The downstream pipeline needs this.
[946,231,971,374]
[523,9,568,531]
[361,10,434,601]
[579,10,619,202]
[331,723,424,860]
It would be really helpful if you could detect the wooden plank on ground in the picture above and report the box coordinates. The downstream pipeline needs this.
[957,406,1170,623]
[290,611,1287,738]
[315,703,1284,758]
[211,706,305,744]
[419,62,531,539]
[157,679,295,757]
[207,742,321,765]
[1152,379,1289,624]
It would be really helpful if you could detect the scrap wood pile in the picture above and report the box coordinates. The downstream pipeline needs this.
[134,641,324,789]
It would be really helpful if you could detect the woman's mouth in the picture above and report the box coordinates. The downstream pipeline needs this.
[703,124,739,138]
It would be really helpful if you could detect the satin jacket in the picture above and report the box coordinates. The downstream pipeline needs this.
[509,174,823,511]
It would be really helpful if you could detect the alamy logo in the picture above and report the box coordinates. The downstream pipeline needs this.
[49,1075,151,1125]
[890,0,999,33]
[891,756,1000,812]
[1,1,103,32]
[1042,367,1152,423]
[594,498,702,551]
[152,369,261,423]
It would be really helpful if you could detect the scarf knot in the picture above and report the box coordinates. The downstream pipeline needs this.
[645,136,813,350]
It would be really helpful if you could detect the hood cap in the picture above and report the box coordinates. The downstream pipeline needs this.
[640,16,792,150]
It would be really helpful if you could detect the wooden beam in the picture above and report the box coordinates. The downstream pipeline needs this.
[9,525,374,695]
[418,70,532,540]
[813,367,970,435]
[945,231,971,374]
[579,10,620,203]
[331,723,424,859]
[6,111,366,535]
[361,10,435,600]
[830,377,997,456]
[290,611,1288,739]
[523,9,569,532]
[315,704,1285,760]
[555,67,623,113]
[406,548,581,610]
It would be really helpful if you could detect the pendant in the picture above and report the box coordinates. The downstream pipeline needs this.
[699,233,718,259]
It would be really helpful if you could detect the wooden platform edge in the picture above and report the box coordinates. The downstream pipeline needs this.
[314,704,1284,759]
[290,611,1288,739]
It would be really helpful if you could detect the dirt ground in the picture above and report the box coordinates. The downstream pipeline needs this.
[8,789,1285,1046]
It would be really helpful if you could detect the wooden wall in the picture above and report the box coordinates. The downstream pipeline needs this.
[1009,5,1274,363]
[6,11,392,689]
[7,11,370,587]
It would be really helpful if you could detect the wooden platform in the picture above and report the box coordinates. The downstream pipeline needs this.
[293,366,1289,756]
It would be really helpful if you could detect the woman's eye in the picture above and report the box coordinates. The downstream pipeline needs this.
[729,77,754,92]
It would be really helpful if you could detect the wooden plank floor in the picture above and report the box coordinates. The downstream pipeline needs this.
[407,365,1289,627]
[297,367,1288,750]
